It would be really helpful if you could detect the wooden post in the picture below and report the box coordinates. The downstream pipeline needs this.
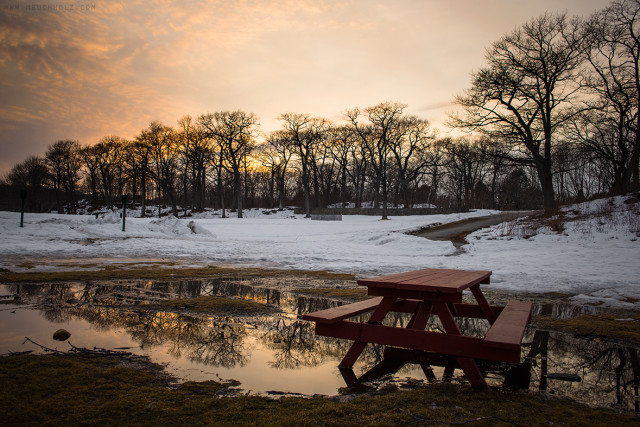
[19,189,26,228]
[121,194,128,232]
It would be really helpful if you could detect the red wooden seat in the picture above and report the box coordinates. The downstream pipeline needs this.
[483,301,532,350]
[302,297,383,324]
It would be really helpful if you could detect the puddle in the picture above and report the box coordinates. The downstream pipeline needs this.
[1,279,638,411]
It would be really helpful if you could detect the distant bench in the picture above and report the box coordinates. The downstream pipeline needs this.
[311,214,342,221]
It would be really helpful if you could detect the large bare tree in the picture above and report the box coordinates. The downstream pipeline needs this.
[450,13,585,210]
[581,0,640,192]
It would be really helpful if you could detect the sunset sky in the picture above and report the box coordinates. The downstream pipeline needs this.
[0,0,612,173]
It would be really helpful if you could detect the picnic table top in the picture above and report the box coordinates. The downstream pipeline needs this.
[357,268,492,294]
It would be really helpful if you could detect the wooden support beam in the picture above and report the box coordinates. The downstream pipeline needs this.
[316,321,521,363]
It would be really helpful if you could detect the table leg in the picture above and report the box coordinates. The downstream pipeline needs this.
[407,301,436,380]
[470,284,497,324]
[339,341,368,368]
[415,351,438,381]
[338,296,396,369]
[407,301,433,330]
[434,301,488,389]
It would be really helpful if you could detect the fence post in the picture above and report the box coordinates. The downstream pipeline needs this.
[122,194,128,231]
[19,189,27,228]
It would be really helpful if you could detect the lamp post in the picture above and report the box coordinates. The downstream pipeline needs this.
[122,194,128,232]
[19,189,26,228]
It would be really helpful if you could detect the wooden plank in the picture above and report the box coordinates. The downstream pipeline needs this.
[367,287,463,303]
[359,269,492,293]
[358,269,452,287]
[359,268,461,283]
[483,301,532,350]
[301,297,383,324]
[396,271,491,292]
[315,321,522,363]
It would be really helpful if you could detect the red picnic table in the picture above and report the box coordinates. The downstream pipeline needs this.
[302,268,532,388]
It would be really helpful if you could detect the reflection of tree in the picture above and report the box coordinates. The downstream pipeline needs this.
[296,297,336,316]
[73,304,249,368]
[526,329,640,411]
[533,302,591,319]
[41,283,76,322]
[263,319,324,369]
[188,324,248,368]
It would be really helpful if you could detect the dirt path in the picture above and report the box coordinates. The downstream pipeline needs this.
[413,211,539,250]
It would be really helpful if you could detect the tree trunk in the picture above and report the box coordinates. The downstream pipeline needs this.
[140,167,147,217]
[381,176,389,220]
[537,163,557,211]
[278,172,285,210]
[631,115,640,190]
[301,160,311,218]
[235,169,243,218]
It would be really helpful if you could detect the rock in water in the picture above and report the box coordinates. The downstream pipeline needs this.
[53,329,71,341]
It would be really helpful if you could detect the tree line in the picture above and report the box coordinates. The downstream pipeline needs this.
[3,0,639,217]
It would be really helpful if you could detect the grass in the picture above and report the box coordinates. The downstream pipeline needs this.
[536,313,640,344]
[1,354,636,426]
[291,287,368,301]
[156,295,278,315]
[0,265,355,284]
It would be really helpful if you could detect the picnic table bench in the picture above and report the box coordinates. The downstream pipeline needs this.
[302,268,532,388]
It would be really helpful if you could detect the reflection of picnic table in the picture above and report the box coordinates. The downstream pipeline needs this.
[302,268,532,388]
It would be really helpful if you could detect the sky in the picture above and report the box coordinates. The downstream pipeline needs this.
[0,0,613,174]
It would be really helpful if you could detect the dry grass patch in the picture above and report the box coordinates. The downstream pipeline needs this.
[0,265,355,284]
[1,354,636,426]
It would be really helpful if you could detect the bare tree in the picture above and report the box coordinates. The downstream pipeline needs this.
[347,102,407,219]
[262,130,295,210]
[328,125,357,208]
[132,139,153,217]
[200,111,259,218]
[450,13,585,210]
[388,116,435,208]
[177,116,210,213]
[120,139,141,210]
[279,113,328,218]
[137,122,180,217]
[441,137,490,209]
[582,0,640,192]
[45,140,82,213]
[92,136,125,210]
[7,155,51,211]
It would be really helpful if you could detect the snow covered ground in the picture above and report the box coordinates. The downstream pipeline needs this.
[0,196,638,308]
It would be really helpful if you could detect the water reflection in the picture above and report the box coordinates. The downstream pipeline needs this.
[1,279,639,410]
[525,329,640,412]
